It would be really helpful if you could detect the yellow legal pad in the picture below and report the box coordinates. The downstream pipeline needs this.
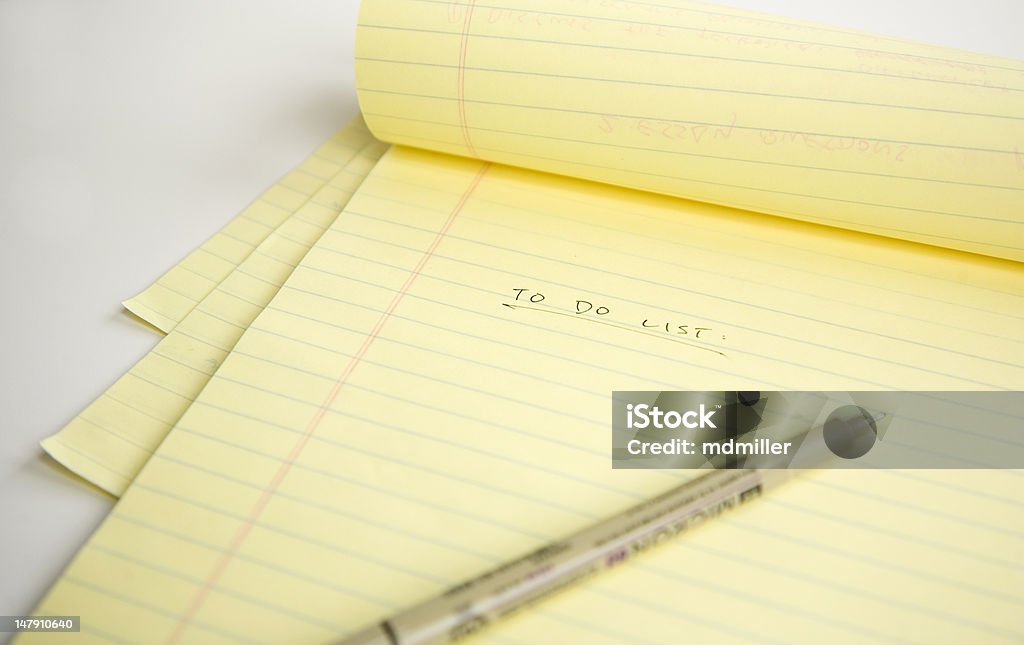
[26,0,1024,643]
[42,117,387,496]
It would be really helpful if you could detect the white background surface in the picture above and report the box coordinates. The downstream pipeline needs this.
[1,0,1022,632]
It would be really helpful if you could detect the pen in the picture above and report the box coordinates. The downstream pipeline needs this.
[339,410,880,645]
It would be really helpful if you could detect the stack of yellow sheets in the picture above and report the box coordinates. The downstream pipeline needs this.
[23,0,1024,643]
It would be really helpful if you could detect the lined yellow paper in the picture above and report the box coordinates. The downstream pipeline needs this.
[24,146,1024,644]
[121,120,377,334]
[356,0,1024,261]
[42,124,387,496]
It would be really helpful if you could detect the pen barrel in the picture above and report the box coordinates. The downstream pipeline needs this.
[381,469,764,644]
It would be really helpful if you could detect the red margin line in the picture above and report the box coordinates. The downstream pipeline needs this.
[165,162,492,644]
[457,1,479,157]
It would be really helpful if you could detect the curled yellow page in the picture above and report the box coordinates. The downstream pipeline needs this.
[356,0,1024,261]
